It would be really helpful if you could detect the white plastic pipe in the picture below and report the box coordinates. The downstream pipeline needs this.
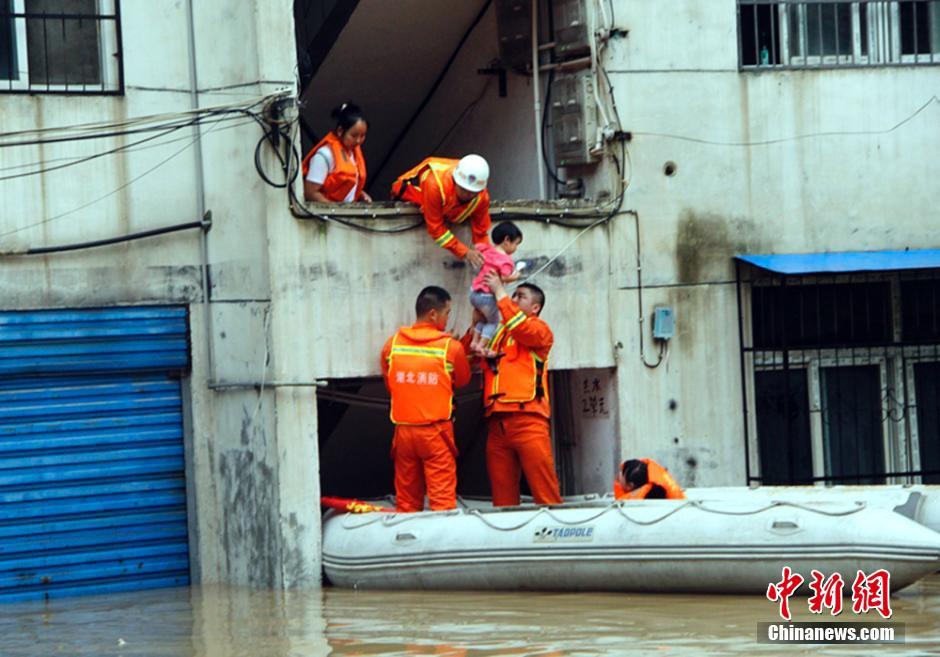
[532,0,547,199]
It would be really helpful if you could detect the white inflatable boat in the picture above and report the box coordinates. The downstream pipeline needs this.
[322,497,940,593]
[684,484,940,534]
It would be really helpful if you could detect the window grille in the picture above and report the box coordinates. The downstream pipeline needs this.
[738,0,940,70]
[0,0,123,94]
[737,265,940,486]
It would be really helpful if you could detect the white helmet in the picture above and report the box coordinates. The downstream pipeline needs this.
[453,154,489,193]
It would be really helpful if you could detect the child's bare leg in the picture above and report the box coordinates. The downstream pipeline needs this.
[470,328,483,352]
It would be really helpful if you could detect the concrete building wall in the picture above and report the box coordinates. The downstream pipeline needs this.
[4,0,939,593]
[303,0,939,487]
[0,0,319,588]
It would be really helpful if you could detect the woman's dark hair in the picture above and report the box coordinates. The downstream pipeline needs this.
[331,101,367,133]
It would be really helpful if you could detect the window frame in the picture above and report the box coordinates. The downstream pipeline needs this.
[739,270,940,487]
[0,0,123,95]
[738,0,940,70]
[752,350,897,484]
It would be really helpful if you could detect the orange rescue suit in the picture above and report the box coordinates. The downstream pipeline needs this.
[465,297,562,507]
[301,131,367,201]
[614,458,686,500]
[482,297,551,419]
[390,157,491,259]
[382,322,471,512]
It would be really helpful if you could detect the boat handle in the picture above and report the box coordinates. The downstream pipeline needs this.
[771,521,799,530]
[396,532,417,542]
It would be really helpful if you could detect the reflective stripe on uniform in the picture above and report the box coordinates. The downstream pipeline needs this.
[504,311,526,332]
[435,230,457,248]
[424,165,448,205]
[487,322,507,350]
[390,345,448,359]
[452,194,480,224]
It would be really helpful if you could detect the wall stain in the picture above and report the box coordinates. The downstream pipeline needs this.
[522,255,582,278]
[218,450,278,587]
[675,210,765,284]
[672,446,717,488]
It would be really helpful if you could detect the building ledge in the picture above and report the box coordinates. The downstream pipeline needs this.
[294,199,610,223]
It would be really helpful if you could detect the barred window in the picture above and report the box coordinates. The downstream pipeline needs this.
[740,271,940,486]
[1,0,123,94]
[739,1,940,69]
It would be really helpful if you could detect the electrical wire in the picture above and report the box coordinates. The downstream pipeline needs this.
[280,115,426,234]
[520,213,615,283]
[367,0,493,193]
[630,94,940,147]
[430,76,493,155]
[0,117,254,174]
[0,91,286,140]
[0,109,245,241]
[541,68,567,186]
[0,108,260,150]
[0,113,254,181]
[522,140,628,283]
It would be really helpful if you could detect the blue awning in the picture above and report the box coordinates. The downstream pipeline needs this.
[735,249,940,275]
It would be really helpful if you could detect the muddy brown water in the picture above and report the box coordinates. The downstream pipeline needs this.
[3,576,939,656]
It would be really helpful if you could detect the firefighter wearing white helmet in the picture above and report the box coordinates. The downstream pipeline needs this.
[391,154,493,269]
[453,154,489,193]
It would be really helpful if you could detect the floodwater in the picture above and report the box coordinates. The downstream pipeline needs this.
[4,577,940,657]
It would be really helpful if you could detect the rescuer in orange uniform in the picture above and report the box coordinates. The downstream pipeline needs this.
[381,286,471,512]
[467,270,563,507]
[391,155,492,269]
[614,458,686,500]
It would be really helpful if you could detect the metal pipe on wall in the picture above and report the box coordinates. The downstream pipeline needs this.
[185,0,216,386]
[531,0,547,199]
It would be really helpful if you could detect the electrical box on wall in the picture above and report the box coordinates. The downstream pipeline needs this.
[552,0,590,57]
[550,72,599,167]
[652,306,675,340]
[494,0,532,73]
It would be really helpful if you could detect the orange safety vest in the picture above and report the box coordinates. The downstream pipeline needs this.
[301,131,367,201]
[614,458,685,500]
[386,330,455,425]
[483,319,550,417]
[391,157,486,226]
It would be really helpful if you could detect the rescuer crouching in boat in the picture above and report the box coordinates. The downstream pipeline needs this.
[614,458,686,500]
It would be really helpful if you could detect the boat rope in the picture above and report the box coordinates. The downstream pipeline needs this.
[336,499,868,531]
[687,499,867,517]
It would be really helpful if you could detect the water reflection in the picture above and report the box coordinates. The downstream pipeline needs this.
[3,576,939,656]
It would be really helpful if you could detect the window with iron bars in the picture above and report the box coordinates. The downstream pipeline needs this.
[0,0,123,94]
[737,268,940,486]
[739,0,940,69]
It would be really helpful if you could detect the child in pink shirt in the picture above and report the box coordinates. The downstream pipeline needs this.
[469,222,523,355]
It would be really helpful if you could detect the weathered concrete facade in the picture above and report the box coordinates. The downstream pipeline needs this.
[1,0,319,588]
[2,0,938,589]
[303,0,940,488]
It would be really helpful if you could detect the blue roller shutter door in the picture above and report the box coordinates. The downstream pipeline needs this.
[0,306,191,602]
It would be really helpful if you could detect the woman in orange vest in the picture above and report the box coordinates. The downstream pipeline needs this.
[302,101,372,203]
[614,458,686,500]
